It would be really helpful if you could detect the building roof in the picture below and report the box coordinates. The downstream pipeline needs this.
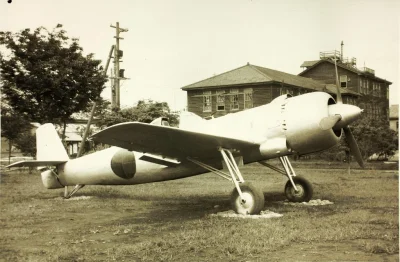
[182,63,327,90]
[300,60,319,68]
[181,63,360,96]
[251,65,324,90]
[65,132,82,142]
[299,59,392,84]
[182,64,270,90]
[390,105,398,119]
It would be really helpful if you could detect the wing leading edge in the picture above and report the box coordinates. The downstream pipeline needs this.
[91,122,258,160]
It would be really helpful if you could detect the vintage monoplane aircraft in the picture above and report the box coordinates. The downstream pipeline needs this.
[8,83,364,215]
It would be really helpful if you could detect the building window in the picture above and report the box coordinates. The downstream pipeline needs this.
[372,82,380,97]
[366,79,371,94]
[360,78,369,94]
[359,78,366,94]
[386,86,389,99]
[216,90,225,111]
[340,75,347,88]
[376,83,380,97]
[230,88,239,111]
[347,96,357,105]
[369,104,381,120]
[281,87,293,96]
[363,79,366,94]
[378,83,381,97]
[203,91,212,112]
[244,88,253,109]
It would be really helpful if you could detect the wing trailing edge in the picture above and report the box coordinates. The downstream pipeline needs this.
[7,160,68,168]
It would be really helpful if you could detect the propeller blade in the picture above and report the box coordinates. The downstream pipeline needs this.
[319,115,342,130]
[333,58,343,104]
[343,127,364,168]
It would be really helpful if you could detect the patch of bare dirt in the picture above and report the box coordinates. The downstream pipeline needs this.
[282,199,334,206]
[210,210,283,219]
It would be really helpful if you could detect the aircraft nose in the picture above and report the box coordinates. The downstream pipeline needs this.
[328,104,363,130]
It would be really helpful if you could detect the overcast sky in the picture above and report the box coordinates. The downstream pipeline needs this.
[1,0,399,110]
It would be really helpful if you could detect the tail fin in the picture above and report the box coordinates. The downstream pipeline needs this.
[7,123,69,168]
[36,123,69,161]
[179,111,207,131]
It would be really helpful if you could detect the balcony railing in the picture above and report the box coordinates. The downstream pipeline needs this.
[342,57,357,67]
[359,67,375,75]
[320,50,341,60]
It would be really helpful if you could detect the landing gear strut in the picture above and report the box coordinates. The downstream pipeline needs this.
[188,148,264,215]
[259,156,313,202]
[64,184,85,199]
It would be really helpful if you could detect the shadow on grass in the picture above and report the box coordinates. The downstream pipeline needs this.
[71,187,287,204]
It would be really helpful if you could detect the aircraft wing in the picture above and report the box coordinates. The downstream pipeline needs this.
[7,160,68,168]
[91,122,258,160]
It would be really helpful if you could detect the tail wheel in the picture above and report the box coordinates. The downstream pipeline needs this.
[230,182,265,215]
[285,176,313,202]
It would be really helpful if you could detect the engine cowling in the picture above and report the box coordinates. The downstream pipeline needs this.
[284,92,341,155]
[259,92,342,159]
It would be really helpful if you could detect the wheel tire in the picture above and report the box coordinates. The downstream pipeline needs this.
[230,182,265,215]
[285,176,313,202]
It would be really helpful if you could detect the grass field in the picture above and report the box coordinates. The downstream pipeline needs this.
[0,162,398,261]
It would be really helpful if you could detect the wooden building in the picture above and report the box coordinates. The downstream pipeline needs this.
[389,105,398,132]
[299,50,392,120]
[182,63,358,118]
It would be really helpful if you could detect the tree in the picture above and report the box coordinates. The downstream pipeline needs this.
[0,24,107,139]
[96,100,179,128]
[14,132,36,157]
[351,116,398,160]
[1,105,35,162]
[318,115,398,161]
[122,100,179,126]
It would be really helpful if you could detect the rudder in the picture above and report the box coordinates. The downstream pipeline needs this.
[36,123,69,161]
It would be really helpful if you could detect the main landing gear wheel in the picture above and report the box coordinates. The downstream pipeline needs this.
[285,176,313,202]
[230,182,265,215]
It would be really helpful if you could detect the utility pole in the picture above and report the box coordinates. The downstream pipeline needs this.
[110,68,115,106]
[110,22,128,109]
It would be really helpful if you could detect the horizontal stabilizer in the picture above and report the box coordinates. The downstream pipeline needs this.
[7,160,67,168]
